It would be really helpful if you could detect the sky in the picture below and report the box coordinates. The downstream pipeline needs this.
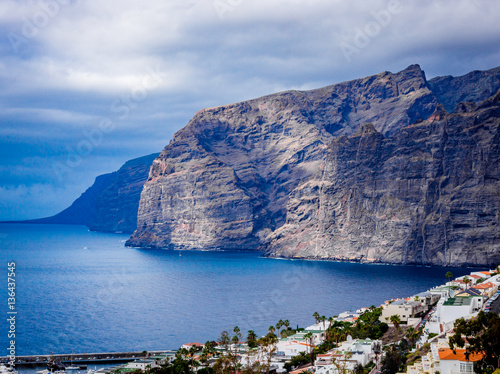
[1,0,500,221]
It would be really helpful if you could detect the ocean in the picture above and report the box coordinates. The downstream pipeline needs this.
[0,223,475,356]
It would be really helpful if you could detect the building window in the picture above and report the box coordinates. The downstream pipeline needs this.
[460,362,473,373]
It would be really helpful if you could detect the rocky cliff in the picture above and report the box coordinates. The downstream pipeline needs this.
[263,93,500,266]
[122,64,500,266]
[428,65,500,113]
[25,153,159,233]
[127,65,438,250]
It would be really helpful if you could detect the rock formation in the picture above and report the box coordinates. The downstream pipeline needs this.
[127,65,438,250]
[127,64,500,266]
[24,153,159,233]
[264,94,500,266]
[428,65,500,113]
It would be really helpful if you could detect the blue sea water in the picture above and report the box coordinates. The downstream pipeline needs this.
[0,223,476,356]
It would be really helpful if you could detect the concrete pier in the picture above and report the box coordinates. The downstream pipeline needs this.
[0,350,176,367]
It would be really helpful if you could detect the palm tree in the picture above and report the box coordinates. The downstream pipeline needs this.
[268,325,276,336]
[218,330,231,351]
[463,276,471,289]
[390,315,401,339]
[326,317,334,340]
[276,319,284,336]
[405,327,416,347]
[247,330,258,348]
[320,315,326,331]
[303,332,314,364]
[313,311,320,324]
[283,319,290,330]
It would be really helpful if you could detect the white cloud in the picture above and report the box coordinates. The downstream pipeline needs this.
[2,0,500,219]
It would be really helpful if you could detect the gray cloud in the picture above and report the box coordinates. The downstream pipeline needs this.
[2,0,500,220]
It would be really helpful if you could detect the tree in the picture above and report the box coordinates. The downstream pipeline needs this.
[214,329,240,374]
[320,315,327,331]
[257,333,278,374]
[445,271,453,283]
[283,319,290,330]
[380,345,404,374]
[449,311,500,373]
[390,315,401,339]
[268,325,275,335]
[405,327,417,347]
[303,332,314,364]
[232,326,241,352]
[247,330,258,349]
[218,331,231,351]
[313,311,320,324]
[373,341,382,365]
[353,362,365,374]
[463,276,471,289]
[276,319,284,337]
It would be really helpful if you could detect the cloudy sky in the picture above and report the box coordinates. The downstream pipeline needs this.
[1,0,500,220]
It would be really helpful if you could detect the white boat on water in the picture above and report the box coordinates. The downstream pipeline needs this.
[36,370,50,374]
[66,366,81,371]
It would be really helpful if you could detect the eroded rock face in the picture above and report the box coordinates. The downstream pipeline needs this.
[428,65,500,113]
[263,94,500,267]
[25,153,158,233]
[89,153,160,233]
[127,64,500,266]
[127,65,438,249]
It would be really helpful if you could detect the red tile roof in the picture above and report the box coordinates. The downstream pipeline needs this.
[473,282,495,289]
[438,349,484,362]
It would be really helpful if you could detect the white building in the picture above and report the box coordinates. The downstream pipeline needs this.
[438,348,483,374]
[380,299,427,323]
[313,337,381,374]
[275,340,314,358]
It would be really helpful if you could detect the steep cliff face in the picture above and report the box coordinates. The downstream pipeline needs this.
[127,65,438,249]
[264,93,500,266]
[428,65,500,113]
[25,153,158,233]
[23,172,116,227]
[89,153,160,233]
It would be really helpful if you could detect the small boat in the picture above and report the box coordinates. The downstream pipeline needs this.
[65,366,81,371]
[36,370,50,374]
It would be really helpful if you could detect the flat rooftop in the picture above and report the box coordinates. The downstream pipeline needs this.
[443,297,472,306]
